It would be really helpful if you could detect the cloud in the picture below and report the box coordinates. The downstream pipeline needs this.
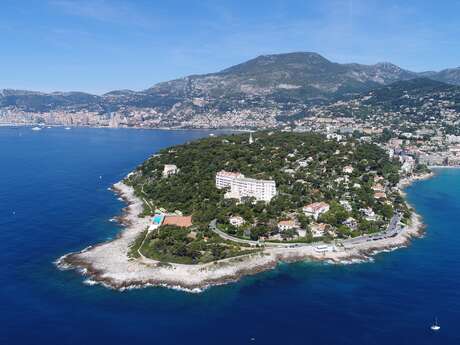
[49,0,153,28]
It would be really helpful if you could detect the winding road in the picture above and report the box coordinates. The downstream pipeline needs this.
[209,214,402,249]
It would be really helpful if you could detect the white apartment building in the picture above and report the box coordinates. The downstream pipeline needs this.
[215,171,244,189]
[215,170,277,202]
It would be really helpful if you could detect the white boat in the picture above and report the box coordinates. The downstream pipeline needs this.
[65,127,71,130]
[430,318,440,331]
[31,126,42,131]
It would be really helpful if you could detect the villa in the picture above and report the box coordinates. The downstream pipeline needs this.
[303,202,330,220]
[229,215,245,227]
[311,223,328,238]
[374,192,387,199]
[163,164,178,177]
[361,207,377,221]
[277,220,298,231]
[343,165,354,174]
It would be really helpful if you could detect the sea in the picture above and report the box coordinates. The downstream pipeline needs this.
[0,126,459,345]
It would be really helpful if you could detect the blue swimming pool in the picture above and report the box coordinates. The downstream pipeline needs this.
[152,214,164,225]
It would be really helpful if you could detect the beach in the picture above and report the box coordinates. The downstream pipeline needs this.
[57,174,428,292]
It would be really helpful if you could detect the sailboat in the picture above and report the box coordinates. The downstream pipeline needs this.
[430,317,440,331]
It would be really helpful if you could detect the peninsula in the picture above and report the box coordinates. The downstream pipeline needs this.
[57,131,429,291]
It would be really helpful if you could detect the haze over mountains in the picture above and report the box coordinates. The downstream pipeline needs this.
[1,52,460,128]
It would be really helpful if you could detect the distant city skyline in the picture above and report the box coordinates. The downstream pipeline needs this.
[1,0,460,94]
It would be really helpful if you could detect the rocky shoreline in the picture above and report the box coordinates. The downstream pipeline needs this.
[56,174,430,292]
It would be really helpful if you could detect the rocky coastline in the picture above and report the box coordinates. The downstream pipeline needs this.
[56,172,430,292]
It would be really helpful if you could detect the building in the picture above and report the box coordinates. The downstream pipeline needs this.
[372,183,385,192]
[342,217,358,231]
[215,170,244,189]
[303,202,330,220]
[311,223,327,238]
[229,215,245,227]
[277,220,298,231]
[216,170,277,202]
[249,132,254,144]
[339,200,352,212]
[360,207,376,221]
[163,164,178,177]
[374,192,386,200]
[343,165,354,174]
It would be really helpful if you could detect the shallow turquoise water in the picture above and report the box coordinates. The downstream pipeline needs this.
[0,127,458,344]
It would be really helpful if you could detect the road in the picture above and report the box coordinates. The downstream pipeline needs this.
[209,219,311,248]
[209,214,402,249]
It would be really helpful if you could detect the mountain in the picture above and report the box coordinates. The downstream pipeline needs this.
[1,52,459,128]
[0,89,101,112]
[306,77,460,126]
[424,67,460,86]
[145,52,419,104]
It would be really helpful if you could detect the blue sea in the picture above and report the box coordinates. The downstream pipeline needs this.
[0,127,459,345]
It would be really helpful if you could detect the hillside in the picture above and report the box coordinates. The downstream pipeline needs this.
[124,131,409,263]
[1,52,460,128]
[302,78,460,128]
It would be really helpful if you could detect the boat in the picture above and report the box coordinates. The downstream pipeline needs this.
[31,126,42,131]
[430,317,440,331]
[65,127,71,130]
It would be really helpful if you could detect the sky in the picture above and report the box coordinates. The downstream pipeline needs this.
[1,0,460,94]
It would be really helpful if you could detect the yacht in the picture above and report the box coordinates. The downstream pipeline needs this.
[31,126,42,131]
[430,318,440,331]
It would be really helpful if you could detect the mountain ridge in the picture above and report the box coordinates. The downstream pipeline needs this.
[1,52,460,128]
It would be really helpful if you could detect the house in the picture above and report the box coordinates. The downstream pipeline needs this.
[342,217,358,231]
[303,202,330,220]
[297,160,309,168]
[343,165,354,174]
[277,220,298,231]
[360,208,376,221]
[372,183,385,192]
[339,200,352,212]
[163,215,192,228]
[374,192,386,200]
[163,164,178,177]
[229,215,245,227]
[311,223,327,238]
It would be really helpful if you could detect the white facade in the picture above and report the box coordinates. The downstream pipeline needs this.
[229,216,245,227]
[277,220,298,231]
[163,164,178,177]
[303,202,330,220]
[215,171,244,189]
[216,170,277,202]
